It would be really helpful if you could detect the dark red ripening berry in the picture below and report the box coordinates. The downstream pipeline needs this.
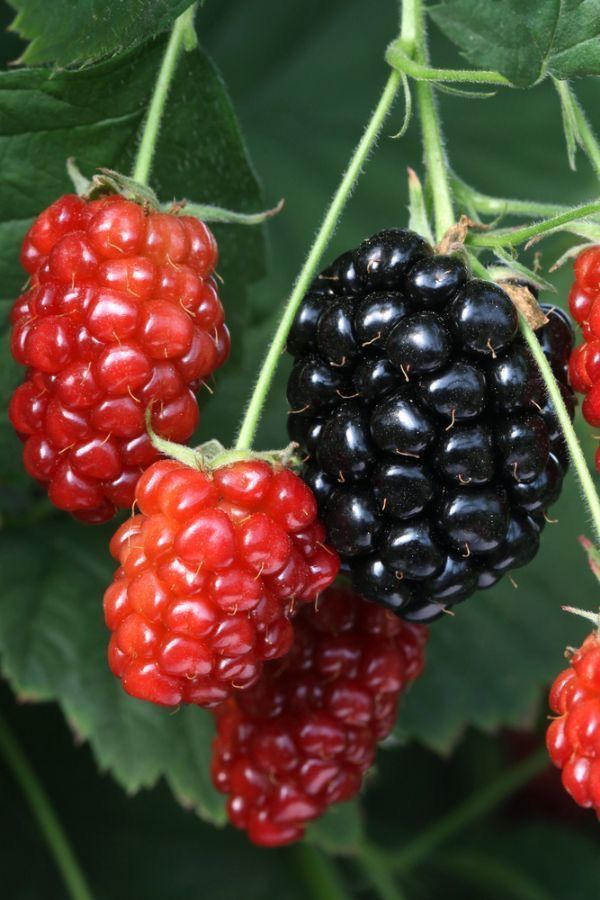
[567,246,600,469]
[546,629,600,816]
[9,193,230,522]
[104,458,339,708]
[211,586,427,846]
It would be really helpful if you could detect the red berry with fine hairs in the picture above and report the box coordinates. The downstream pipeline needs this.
[211,586,427,847]
[9,193,229,522]
[567,246,600,466]
[103,458,340,708]
[546,628,600,816]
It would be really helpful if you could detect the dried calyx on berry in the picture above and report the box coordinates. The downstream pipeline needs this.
[103,436,339,708]
[211,585,427,847]
[286,228,575,622]
[547,605,600,815]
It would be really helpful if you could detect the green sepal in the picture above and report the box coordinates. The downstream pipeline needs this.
[578,536,600,588]
[87,168,161,208]
[145,408,300,472]
[172,198,284,226]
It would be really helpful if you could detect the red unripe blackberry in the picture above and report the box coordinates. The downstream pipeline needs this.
[211,585,427,846]
[9,193,229,522]
[546,626,600,816]
[104,457,339,708]
[567,245,600,467]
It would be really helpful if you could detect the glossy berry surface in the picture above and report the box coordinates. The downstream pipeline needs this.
[546,630,600,815]
[103,458,339,708]
[211,586,427,846]
[287,229,574,621]
[567,246,600,471]
[9,193,230,523]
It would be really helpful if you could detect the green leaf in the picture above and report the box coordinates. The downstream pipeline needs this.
[0,519,226,823]
[429,0,600,88]
[7,0,193,68]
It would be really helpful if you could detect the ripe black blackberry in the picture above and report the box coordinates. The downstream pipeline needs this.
[287,230,575,623]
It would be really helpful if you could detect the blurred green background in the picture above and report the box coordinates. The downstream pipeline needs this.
[1,1,599,898]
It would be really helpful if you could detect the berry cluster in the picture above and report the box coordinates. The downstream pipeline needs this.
[568,246,600,469]
[9,193,229,523]
[104,458,339,707]
[287,230,574,622]
[546,628,600,815]
[211,585,427,846]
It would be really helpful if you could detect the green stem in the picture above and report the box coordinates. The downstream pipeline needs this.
[467,200,600,248]
[233,70,401,450]
[0,711,94,900]
[356,844,407,900]
[386,40,511,86]
[388,748,548,874]
[404,0,455,240]
[132,5,196,186]
[173,199,284,226]
[451,176,587,219]
[294,844,349,900]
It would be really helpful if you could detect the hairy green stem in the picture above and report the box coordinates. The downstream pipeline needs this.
[386,40,511,86]
[176,199,284,225]
[233,70,401,450]
[388,748,548,873]
[0,712,94,900]
[132,5,197,186]
[467,200,600,248]
[469,252,600,544]
[294,845,349,900]
[403,0,454,240]
[451,176,586,219]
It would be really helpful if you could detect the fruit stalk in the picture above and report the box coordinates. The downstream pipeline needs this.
[234,70,402,451]
[402,0,455,240]
[465,200,600,249]
[451,176,596,220]
[132,4,197,187]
